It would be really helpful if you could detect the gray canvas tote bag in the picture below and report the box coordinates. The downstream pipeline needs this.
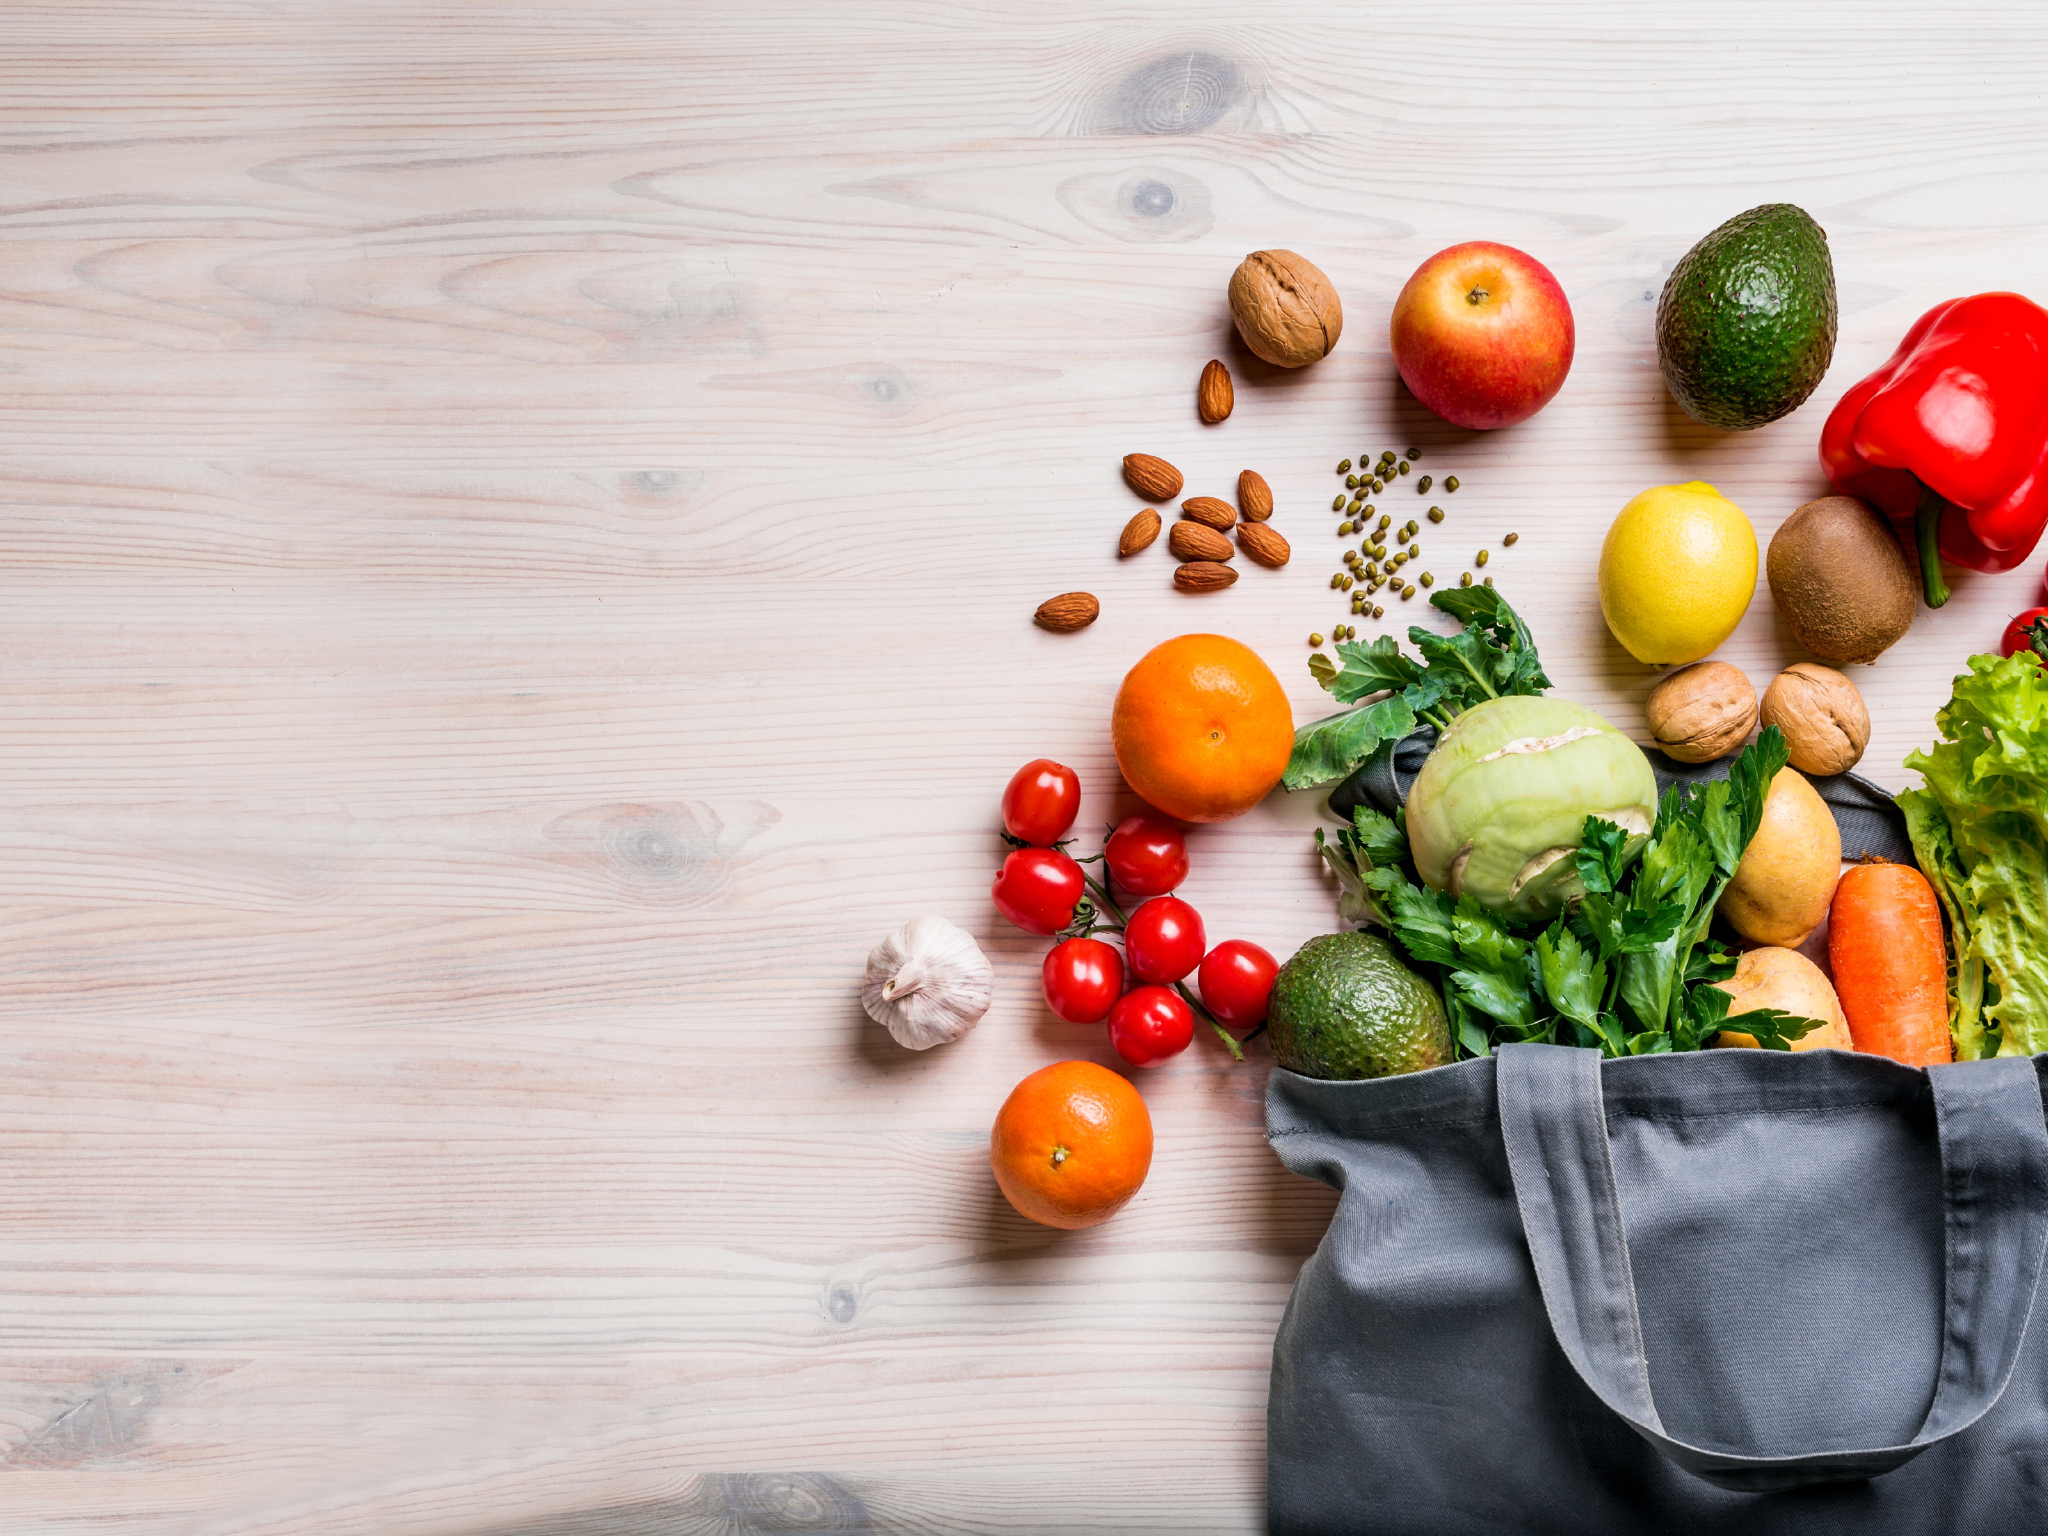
[1266,1044,2048,1534]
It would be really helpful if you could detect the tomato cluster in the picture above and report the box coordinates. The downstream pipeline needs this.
[992,759,1279,1067]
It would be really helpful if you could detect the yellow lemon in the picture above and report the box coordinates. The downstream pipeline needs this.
[1598,481,1758,665]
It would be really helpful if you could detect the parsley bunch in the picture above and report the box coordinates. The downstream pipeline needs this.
[1317,726,1820,1059]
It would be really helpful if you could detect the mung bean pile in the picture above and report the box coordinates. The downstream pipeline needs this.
[1310,449,1518,654]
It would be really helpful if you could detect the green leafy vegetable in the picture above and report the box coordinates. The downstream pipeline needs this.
[1319,634,1422,704]
[1313,806,1410,930]
[1285,588,1551,790]
[1315,727,1821,1059]
[1288,695,1419,792]
[1899,650,2048,1059]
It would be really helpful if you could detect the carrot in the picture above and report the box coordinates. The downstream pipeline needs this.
[1827,861,1952,1066]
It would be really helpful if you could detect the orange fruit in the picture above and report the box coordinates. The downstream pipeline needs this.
[990,1060,1153,1230]
[1111,634,1294,823]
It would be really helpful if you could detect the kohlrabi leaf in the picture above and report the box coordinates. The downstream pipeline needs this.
[1286,589,1550,790]
[1283,694,1419,791]
[1321,635,1424,704]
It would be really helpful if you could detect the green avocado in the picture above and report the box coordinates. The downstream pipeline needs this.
[1266,931,1452,1081]
[1656,204,1837,431]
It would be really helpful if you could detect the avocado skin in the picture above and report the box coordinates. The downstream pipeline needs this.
[1657,204,1837,431]
[1266,931,1452,1081]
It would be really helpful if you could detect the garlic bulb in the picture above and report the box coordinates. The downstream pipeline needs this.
[863,916,994,1050]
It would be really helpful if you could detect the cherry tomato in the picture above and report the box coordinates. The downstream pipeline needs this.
[991,847,1083,935]
[2001,608,2048,663]
[1198,940,1280,1033]
[1107,984,1194,1066]
[1001,759,1081,845]
[1122,895,1206,984]
[1103,814,1189,897]
[1042,937,1124,1024]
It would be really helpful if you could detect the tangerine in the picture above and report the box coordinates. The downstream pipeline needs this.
[989,1060,1153,1230]
[1110,634,1293,823]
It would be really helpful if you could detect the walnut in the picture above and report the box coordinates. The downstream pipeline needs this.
[1644,661,1758,763]
[1759,663,1870,777]
[1227,250,1343,368]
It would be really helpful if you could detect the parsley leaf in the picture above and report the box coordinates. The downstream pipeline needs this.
[1351,805,1410,867]
[1729,725,1792,856]
[1718,1007,1825,1051]
[1452,964,1541,1032]
[1382,873,1459,968]
[1313,807,1413,930]
[1685,941,1741,986]
[1537,925,1605,1033]
[1682,982,1823,1052]
[1581,894,1686,960]
[1573,816,1635,896]
[1314,827,1387,929]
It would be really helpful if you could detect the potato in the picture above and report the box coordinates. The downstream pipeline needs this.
[1710,946,1853,1051]
[1717,767,1841,947]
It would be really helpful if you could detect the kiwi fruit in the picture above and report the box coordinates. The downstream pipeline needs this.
[1766,495,1915,663]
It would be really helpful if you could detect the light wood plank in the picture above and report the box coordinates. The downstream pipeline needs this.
[4,2,2048,1529]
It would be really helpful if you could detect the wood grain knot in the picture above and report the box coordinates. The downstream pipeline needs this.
[1096,51,1246,135]
[543,801,780,906]
[1126,178,1176,218]
[823,1283,859,1324]
[699,1471,870,1531]
[1056,166,1215,244]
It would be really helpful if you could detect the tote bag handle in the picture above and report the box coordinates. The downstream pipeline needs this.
[1496,1044,2048,1493]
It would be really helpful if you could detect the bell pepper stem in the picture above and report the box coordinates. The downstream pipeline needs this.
[1913,481,1952,608]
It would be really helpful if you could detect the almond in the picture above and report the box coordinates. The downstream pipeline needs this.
[1034,592,1100,632]
[1173,561,1238,593]
[1168,521,1234,563]
[1123,453,1184,501]
[1238,469,1273,522]
[1180,496,1238,531]
[1237,521,1290,569]
[1119,507,1162,557]
[1197,359,1234,423]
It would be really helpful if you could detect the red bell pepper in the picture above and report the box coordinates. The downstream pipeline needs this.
[1819,292,2048,607]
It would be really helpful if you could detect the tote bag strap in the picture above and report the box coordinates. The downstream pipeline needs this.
[1496,1043,2048,1493]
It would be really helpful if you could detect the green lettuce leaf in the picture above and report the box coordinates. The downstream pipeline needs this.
[1901,652,2048,1058]
[1899,786,1990,1059]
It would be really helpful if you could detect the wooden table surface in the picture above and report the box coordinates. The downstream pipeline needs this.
[6,3,2048,1531]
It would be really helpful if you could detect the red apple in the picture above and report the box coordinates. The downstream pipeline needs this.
[1389,242,1574,430]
